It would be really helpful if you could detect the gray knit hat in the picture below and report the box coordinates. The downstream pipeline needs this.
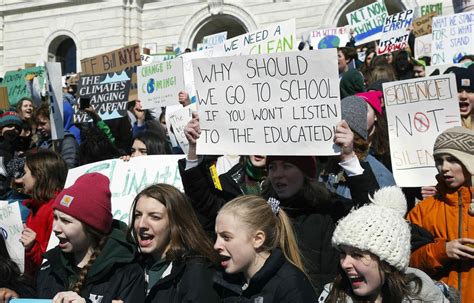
[341,95,368,140]
[433,127,474,176]
[332,186,411,271]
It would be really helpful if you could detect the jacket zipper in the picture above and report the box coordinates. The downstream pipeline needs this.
[458,191,462,296]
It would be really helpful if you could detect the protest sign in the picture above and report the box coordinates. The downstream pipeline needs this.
[346,0,388,45]
[137,57,185,109]
[201,31,227,49]
[425,61,472,76]
[75,71,131,122]
[141,53,153,65]
[310,27,351,49]
[47,155,184,250]
[45,62,64,141]
[80,44,141,100]
[377,10,414,55]
[193,49,341,156]
[168,103,197,154]
[0,202,24,272]
[420,2,442,16]
[2,66,46,107]
[151,52,177,63]
[383,74,461,187]
[214,19,296,56]
[431,11,474,65]
[413,12,436,37]
[414,34,432,59]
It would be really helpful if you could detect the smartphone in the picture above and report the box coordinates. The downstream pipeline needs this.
[79,97,91,110]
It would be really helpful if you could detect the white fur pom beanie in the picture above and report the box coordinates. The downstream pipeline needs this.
[332,186,411,271]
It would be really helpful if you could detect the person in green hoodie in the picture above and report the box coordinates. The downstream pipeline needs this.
[36,173,146,303]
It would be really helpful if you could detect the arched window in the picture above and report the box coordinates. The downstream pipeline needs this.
[48,35,77,75]
[192,14,247,50]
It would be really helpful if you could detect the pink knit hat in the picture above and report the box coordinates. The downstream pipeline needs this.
[356,91,383,114]
[53,173,112,234]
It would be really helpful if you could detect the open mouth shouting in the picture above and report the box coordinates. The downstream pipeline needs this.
[138,232,155,248]
[219,254,231,268]
[459,101,471,115]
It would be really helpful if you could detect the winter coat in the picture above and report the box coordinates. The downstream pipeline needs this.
[145,256,219,303]
[23,196,56,277]
[214,249,317,303]
[36,220,146,303]
[37,133,79,169]
[318,267,449,302]
[407,184,474,303]
[178,158,260,231]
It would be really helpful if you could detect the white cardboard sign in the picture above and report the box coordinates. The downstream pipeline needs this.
[0,203,24,272]
[383,74,461,187]
[193,49,341,156]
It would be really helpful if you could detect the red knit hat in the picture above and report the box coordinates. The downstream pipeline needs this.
[266,156,317,178]
[356,91,383,114]
[53,173,112,234]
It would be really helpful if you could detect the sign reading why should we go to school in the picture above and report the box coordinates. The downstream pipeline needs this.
[431,11,474,65]
[346,0,388,45]
[383,74,461,187]
[75,71,131,122]
[310,27,351,49]
[0,202,24,272]
[47,155,184,250]
[137,57,185,109]
[193,49,341,156]
[377,10,414,55]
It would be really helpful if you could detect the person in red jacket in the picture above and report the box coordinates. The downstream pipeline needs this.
[407,127,474,302]
[20,150,68,278]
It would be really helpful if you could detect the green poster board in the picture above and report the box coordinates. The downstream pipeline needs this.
[2,66,46,107]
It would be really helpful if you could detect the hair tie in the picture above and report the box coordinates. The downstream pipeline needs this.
[267,197,280,215]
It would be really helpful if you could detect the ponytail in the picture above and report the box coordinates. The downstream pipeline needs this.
[276,209,305,274]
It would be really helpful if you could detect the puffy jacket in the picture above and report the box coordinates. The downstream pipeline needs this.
[145,256,219,303]
[23,197,56,277]
[214,249,317,302]
[36,221,146,302]
[407,185,474,303]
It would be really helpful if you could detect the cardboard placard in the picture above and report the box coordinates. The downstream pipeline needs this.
[310,27,351,49]
[431,12,474,65]
[377,10,414,55]
[383,74,461,187]
[0,87,10,110]
[346,0,388,45]
[0,202,24,272]
[45,62,64,140]
[137,57,185,109]
[420,2,442,16]
[414,34,432,59]
[2,66,46,107]
[75,71,131,122]
[168,103,196,154]
[413,12,437,37]
[193,49,341,156]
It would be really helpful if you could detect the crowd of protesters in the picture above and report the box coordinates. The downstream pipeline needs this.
[0,25,473,303]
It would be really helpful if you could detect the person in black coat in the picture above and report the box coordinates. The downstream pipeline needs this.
[128,183,220,303]
[214,195,317,302]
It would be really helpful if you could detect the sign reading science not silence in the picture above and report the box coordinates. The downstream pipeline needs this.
[193,49,341,156]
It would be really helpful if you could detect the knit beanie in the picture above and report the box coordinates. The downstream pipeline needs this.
[446,64,474,92]
[266,156,317,178]
[332,186,411,271]
[433,127,474,177]
[356,91,383,114]
[0,111,22,130]
[341,95,368,140]
[340,69,365,98]
[53,173,113,234]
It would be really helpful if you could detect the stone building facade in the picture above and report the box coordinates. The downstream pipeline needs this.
[0,0,461,76]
